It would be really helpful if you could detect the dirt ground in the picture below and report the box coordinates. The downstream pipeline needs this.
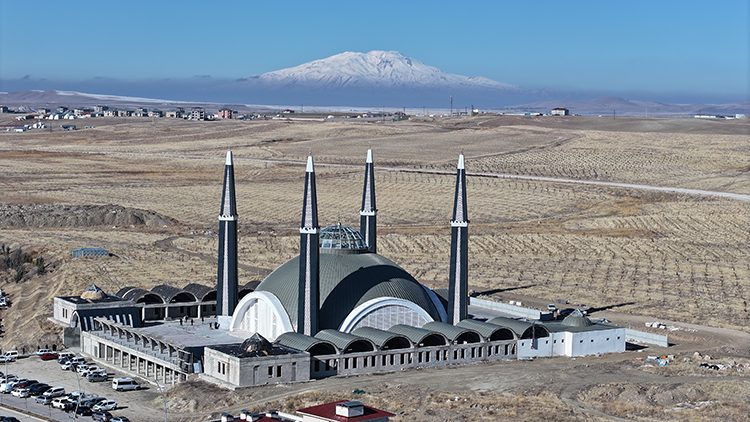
[0,114,749,421]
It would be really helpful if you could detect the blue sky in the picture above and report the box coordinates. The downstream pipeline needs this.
[1,0,748,104]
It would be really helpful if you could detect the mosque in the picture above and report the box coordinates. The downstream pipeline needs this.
[55,150,626,389]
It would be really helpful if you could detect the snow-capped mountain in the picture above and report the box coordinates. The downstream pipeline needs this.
[240,51,521,92]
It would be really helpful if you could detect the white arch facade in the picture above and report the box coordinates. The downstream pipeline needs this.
[230,291,293,341]
[338,297,435,333]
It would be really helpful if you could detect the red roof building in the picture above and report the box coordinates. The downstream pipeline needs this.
[297,400,394,422]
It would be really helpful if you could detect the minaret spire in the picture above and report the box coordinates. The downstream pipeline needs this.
[360,149,377,253]
[217,151,239,322]
[298,155,320,336]
[448,154,469,325]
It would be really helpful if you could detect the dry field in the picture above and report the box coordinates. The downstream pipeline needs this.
[0,115,748,420]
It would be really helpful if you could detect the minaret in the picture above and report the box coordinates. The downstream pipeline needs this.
[448,154,469,325]
[298,156,320,336]
[360,149,377,254]
[217,151,239,321]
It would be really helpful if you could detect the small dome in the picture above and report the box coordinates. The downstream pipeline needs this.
[81,284,106,300]
[561,309,593,327]
[319,224,367,251]
[241,333,273,355]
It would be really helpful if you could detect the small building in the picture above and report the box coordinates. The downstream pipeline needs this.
[103,109,118,117]
[72,247,108,257]
[56,106,69,113]
[61,124,77,131]
[117,109,132,117]
[53,284,142,332]
[217,108,233,119]
[148,109,164,118]
[0,106,8,113]
[190,107,205,120]
[298,400,394,422]
[93,105,108,113]
[551,107,569,116]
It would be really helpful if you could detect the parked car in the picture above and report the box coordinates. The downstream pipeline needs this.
[80,365,103,377]
[74,406,94,416]
[0,375,17,385]
[75,364,90,374]
[39,352,58,361]
[13,379,38,389]
[0,417,21,422]
[87,372,109,383]
[2,351,18,362]
[93,399,117,411]
[111,417,130,422]
[35,349,51,356]
[40,386,65,398]
[60,361,74,370]
[35,395,54,405]
[57,351,74,361]
[11,388,29,398]
[547,304,557,312]
[81,397,106,408]
[27,383,51,396]
[92,410,113,422]
[52,397,71,409]
[558,308,576,317]
[111,378,140,391]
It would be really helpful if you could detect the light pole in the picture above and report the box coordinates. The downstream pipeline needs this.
[155,378,168,422]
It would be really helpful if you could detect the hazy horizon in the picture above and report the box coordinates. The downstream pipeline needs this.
[1,1,748,107]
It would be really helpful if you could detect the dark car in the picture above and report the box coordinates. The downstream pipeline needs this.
[82,397,106,408]
[75,406,94,416]
[1,417,21,422]
[39,352,58,361]
[27,383,51,396]
[92,410,113,422]
[558,308,576,317]
[13,379,37,389]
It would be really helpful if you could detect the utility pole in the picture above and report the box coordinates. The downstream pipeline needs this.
[450,95,453,117]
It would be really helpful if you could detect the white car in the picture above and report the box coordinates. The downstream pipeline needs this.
[36,349,51,356]
[75,364,90,374]
[79,365,102,377]
[11,388,29,398]
[92,399,117,411]
[52,397,70,409]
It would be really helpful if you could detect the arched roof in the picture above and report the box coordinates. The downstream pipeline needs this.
[387,324,448,346]
[315,329,375,353]
[182,283,215,300]
[117,287,164,304]
[151,285,197,303]
[275,332,337,356]
[456,319,516,341]
[422,321,481,344]
[487,317,550,339]
[256,251,443,332]
[352,327,412,350]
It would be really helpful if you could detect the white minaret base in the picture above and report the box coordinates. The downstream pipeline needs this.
[217,315,233,330]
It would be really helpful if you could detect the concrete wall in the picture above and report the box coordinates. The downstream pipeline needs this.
[625,329,669,348]
[204,347,311,388]
[566,328,626,356]
[469,297,544,320]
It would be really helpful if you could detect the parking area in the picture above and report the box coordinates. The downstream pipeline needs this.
[0,353,161,422]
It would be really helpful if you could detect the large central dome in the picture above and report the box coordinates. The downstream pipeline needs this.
[254,235,443,332]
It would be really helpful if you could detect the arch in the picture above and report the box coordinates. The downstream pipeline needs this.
[338,297,435,333]
[315,329,375,353]
[351,327,412,350]
[230,291,293,341]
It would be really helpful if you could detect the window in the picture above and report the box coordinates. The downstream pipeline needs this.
[276,365,281,377]
[217,361,227,375]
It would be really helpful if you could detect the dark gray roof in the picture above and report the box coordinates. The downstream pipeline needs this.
[487,317,550,339]
[182,283,215,300]
[456,319,516,341]
[117,287,164,304]
[275,332,337,355]
[351,327,412,350]
[256,251,443,332]
[422,321,481,344]
[315,329,375,353]
[387,324,448,346]
[151,285,197,303]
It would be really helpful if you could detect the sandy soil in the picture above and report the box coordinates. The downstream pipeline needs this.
[0,115,748,421]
